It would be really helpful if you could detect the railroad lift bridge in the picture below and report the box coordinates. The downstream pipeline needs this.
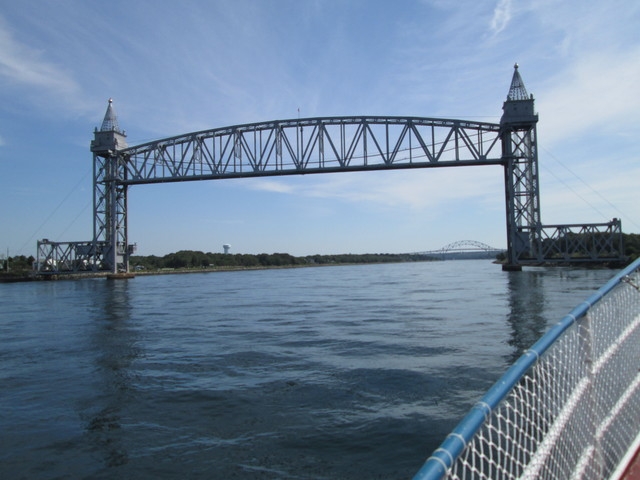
[36,65,625,274]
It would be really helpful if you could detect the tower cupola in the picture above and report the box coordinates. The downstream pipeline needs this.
[100,98,121,132]
[91,98,127,155]
[501,63,538,127]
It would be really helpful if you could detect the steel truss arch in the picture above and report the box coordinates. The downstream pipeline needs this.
[119,116,503,185]
[440,240,501,253]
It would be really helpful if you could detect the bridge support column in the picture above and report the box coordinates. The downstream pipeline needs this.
[90,99,131,274]
[501,64,542,269]
[502,263,523,272]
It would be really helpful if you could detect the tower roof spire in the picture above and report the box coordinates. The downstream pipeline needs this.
[507,63,530,101]
[100,98,121,132]
[92,98,127,154]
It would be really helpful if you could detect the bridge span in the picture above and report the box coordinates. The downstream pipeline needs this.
[417,240,505,260]
[36,65,625,275]
[114,116,503,185]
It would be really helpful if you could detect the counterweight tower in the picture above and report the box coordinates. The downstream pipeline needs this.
[90,99,132,273]
[501,64,542,268]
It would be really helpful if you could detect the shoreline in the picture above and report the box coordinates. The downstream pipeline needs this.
[2,257,628,284]
[0,261,419,283]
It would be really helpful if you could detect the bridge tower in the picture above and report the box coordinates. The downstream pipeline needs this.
[90,99,131,274]
[501,64,542,270]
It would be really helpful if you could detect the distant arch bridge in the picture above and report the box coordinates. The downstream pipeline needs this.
[417,240,506,260]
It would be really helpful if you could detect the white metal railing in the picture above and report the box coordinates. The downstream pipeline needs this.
[413,258,640,480]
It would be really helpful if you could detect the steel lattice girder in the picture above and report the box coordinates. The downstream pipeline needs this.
[93,152,129,272]
[93,155,109,242]
[36,240,108,273]
[505,128,540,228]
[116,116,503,185]
[502,123,543,265]
[536,220,624,261]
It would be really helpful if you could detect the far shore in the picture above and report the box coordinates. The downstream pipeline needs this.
[1,259,432,283]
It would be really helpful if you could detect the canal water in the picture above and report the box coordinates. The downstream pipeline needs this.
[0,260,617,479]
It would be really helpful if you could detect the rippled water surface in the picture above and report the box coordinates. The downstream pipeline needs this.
[0,261,618,479]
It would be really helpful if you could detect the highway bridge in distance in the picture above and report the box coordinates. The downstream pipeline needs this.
[416,240,505,260]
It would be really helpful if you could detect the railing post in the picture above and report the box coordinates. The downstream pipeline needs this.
[579,313,605,478]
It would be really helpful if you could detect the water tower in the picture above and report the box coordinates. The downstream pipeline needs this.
[223,244,231,254]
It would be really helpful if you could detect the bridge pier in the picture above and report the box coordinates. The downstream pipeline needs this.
[106,272,135,280]
[502,264,522,272]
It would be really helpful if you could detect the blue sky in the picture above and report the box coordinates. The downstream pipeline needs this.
[1,0,639,257]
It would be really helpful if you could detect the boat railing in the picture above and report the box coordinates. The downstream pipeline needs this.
[413,258,640,480]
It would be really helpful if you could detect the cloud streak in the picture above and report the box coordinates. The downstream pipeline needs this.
[0,17,79,99]
[246,168,504,212]
[490,0,512,34]
[538,48,640,145]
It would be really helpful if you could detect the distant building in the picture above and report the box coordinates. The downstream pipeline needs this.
[223,244,231,254]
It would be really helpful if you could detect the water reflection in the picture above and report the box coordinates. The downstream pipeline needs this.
[505,270,548,363]
[85,280,138,469]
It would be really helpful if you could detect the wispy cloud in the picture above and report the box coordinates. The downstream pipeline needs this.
[541,168,640,229]
[246,168,504,213]
[490,0,512,34]
[537,47,640,145]
[0,16,80,99]
[246,179,296,195]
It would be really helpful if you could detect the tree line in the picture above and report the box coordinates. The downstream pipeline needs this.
[625,233,640,260]
[131,233,640,270]
[129,251,436,270]
[0,255,35,273]
[2,233,640,277]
